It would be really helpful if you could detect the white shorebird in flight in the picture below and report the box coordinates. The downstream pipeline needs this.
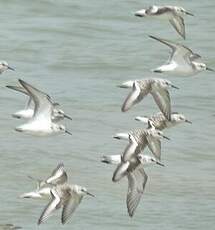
[150,35,214,76]
[6,85,72,122]
[135,5,194,39]
[14,80,72,136]
[114,129,169,162]
[0,61,15,74]
[37,164,94,225]
[118,78,178,121]
[135,112,192,130]
[109,153,164,217]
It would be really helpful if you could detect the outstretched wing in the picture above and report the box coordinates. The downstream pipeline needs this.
[121,81,141,112]
[169,15,185,39]
[19,79,53,123]
[149,35,194,65]
[46,163,68,185]
[151,87,171,121]
[61,192,83,224]
[38,189,61,225]
[146,135,161,160]
[127,166,148,217]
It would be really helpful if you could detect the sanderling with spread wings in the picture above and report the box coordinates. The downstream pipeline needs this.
[114,127,170,162]
[135,112,192,130]
[37,164,94,225]
[118,78,178,120]
[135,5,193,39]
[149,35,214,76]
[112,153,164,217]
[0,61,15,74]
[14,80,72,136]
[6,85,72,122]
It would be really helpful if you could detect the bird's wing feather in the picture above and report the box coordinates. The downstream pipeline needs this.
[61,192,83,224]
[38,189,61,225]
[122,135,139,162]
[46,163,68,185]
[18,79,53,123]
[121,81,141,112]
[169,15,185,39]
[146,135,161,160]
[6,85,29,96]
[127,166,148,217]
[151,88,171,121]
[149,35,193,64]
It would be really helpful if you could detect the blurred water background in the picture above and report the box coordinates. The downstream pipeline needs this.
[0,0,214,229]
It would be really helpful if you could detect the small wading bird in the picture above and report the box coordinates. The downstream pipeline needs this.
[20,163,94,225]
[39,164,94,225]
[149,35,214,76]
[135,112,192,130]
[135,5,194,39]
[118,78,178,121]
[6,85,72,122]
[102,153,164,217]
[13,79,72,136]
[0,61,15,74]
[113,127,169,163]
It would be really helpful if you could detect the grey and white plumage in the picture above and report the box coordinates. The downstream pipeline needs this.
[135,5,194,39]
[111,154,164,217]
[38,164,94,225]
[149,35,214,76]
[0,61,15,74]
[20,163,67,199]
[6,84,72,122]
[119,78,178,121]
[135,112,192,130]
[114,129,169,164]
[14,79,72,136]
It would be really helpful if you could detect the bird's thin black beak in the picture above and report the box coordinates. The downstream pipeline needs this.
[162,135,170,140]
[185,11,194,16]
[185,119,192,124]
[86,191,95,197]
[8,66,15,71]
[65,130,72,136]
[206,67,215,72]
[64,114,73,121]
[156,161,165,167]
[171,84,179,89]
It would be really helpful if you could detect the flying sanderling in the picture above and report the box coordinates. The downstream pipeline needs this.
[14,80,72,136]
[149,35,214,76]
[135,5,193,39]
[118,78,178,120]
[135,112,192,130]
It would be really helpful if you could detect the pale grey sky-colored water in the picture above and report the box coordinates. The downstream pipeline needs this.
[0,0,214,229]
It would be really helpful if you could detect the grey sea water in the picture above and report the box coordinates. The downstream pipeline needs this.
[0,0,214,229]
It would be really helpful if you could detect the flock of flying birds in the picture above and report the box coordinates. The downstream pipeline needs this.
[0,4,214,229]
